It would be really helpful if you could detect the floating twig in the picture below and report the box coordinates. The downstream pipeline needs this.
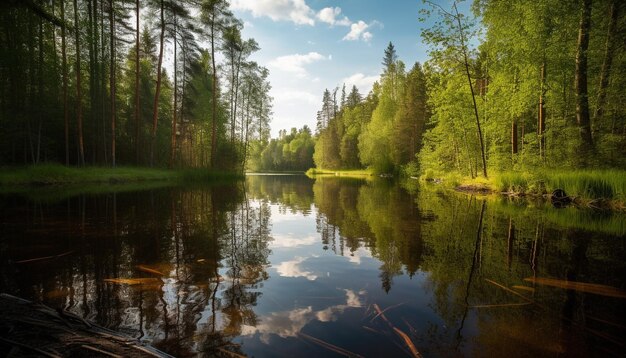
[0,337,61,358]
[136,265,165,277]
[468,302,532,308]
[298,332,364,358]
[81,345,123,358]
[392,327,422,358]
[362,325,380,334]
[511,285,535,293]
[16,250,74,264]
[373,304,422,358]
[216,347,247,358]
[524,277,626,299]
[484,279,533,303]
[103,278,160,286]
[370,302,405,323]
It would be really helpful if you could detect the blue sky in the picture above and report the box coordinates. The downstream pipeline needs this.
[230,0,453,137]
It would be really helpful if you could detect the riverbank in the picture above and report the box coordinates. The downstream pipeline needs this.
[306,168,374,177]
[425,170,626,211]
[0,164,242,186]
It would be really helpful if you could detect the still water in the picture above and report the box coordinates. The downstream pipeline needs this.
[1,175,625,357]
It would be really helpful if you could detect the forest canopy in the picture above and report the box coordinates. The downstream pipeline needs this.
[284,0,626,177]
[0,0,272,170]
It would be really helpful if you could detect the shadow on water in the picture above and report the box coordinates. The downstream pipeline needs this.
[1,175,625,356]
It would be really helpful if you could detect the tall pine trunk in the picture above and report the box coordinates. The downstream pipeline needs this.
[109,0,116,167]
[538,58,546,159]
[170,16,177,169]
[150,0,165,167]
[594,0,618,124]
[512,120,518,155]
[134,0,140,164]
[61,0,69,165]
[74,0,85,165]
[575,0,593,148]
[210,14,218,168]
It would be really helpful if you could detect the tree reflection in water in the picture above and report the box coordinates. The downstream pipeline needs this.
[1,176,625,357]
[0,184,273,357]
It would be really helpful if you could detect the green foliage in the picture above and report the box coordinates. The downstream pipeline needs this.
[493,170,626,201]
[311,44,428,175]
[0,1,271,172]
[416,0,626,180]
[248,126,315,171]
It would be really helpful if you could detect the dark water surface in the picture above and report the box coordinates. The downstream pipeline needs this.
[1,175,625,357]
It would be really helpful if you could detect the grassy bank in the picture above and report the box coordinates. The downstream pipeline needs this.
[0,164,242,186]
[493,170,626,201]
[306,168,374,177]
[423,170,626,210]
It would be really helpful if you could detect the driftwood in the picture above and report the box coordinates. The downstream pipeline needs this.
[0,293,173,357]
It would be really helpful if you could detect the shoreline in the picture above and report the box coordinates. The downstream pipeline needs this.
[0,164,242,187]
[453,182,625,211]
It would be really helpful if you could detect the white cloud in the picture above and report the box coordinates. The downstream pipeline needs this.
[343,20,373,41]
[230,0,315,26]
[346,246,373,265]
[341,73,379,95]
[240,289,364,343]
[275,256,317,280]
[270,233,318,248]
[268,52,330,78]
[317,7,351,26]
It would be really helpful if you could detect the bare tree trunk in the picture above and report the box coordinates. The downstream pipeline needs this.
[100,0,107,164]
[575,0,593,148]
[37,17,44,163]
[87,0,95,164]
[210,14,218,168]
[61,0,69,165]
[512,120,518,155]
[170,16,177,169]
[74,0,85,166]
[231,50,243,143]
[134,0,140,164]
[109,0,116,167]
[538,58,546,159]
[150,0,165,167]
[454,3,487,178]
[594,0,618,124]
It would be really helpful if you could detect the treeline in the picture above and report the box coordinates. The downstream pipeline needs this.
[314,43,429,174]
[248,126,315,172]
[0,0,272,170]
[314,0,626,176]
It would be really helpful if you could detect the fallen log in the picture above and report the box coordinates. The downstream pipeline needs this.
[0,293,173,357]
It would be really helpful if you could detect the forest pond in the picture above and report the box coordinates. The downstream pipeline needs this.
[1,175,625,357]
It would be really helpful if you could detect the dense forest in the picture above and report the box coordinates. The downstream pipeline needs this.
[248,126,315,172]
[0,0,272,170]
[300,0,626,177]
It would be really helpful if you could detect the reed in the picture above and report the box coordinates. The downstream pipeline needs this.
[494,170,626,201]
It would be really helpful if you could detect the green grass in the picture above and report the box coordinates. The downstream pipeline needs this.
[0,163,242,187]
[494,170,626,201]
[422,169,626,210]
[306,168,374,177]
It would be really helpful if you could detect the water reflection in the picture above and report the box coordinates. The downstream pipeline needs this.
[1,175,625,357]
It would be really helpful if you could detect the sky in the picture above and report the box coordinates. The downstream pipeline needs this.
[229,0,443,137]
